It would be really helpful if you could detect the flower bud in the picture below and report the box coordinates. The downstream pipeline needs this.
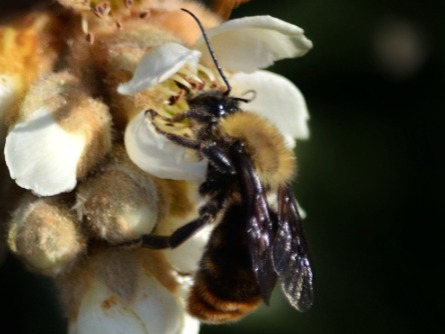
[7,195,86,275]
[76,146,159,244]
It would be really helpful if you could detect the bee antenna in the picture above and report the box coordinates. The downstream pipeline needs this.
[181,8,232,95]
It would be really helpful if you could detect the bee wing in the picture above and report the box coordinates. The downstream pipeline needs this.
[273,186,314,311]
[236,152,278,304]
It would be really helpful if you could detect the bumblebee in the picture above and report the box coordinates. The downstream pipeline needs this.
[139,9,314,323]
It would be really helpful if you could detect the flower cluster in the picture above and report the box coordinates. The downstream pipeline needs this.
[0,0,312,333]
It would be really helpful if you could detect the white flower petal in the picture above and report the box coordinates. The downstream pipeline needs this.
[71,271,189,334]
[125,111,207,182]
[230,70,310,148]
[131,276,184,334]
[118,43,201,95]
[195,16,312,72]
[70,280,147,334]
[4,107,85,196]
[180,314,200,334]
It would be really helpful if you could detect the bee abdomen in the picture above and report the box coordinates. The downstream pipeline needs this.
[187,204,261,323]
[188,275,261,323]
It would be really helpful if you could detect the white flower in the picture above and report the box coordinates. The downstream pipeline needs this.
[194,15,312,72]
[3,72,112,196]
[5,106,87,196]
[229,70,310,148]
[125,110,208,183]
[69,276,192,334]
[117,43,201,96]
[120,15,312,182]
[67,256,199,334]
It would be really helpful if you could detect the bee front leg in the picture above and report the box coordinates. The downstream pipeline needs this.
[146,108,217,124]
[145,109,201,150]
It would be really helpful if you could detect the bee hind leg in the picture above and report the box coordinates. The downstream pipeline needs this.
[141,214,211,249]
[141,194,225,249]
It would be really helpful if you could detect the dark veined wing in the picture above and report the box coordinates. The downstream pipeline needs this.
[234,148,278,304]
[273,186,314,311]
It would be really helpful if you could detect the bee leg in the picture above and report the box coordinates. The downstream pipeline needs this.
[141,194,225,249]
[145,109,201,150]
[145,109,188,123]
[146,108,217,124]
[140,215,210,249]
[167,89,187,106]
[201,142,236,174]
[174,108,218,123]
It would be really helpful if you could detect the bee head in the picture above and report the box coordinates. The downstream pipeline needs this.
[187,91,241,119]
[181,9,254,120]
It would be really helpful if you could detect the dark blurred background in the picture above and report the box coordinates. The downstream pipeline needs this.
[1,0,444,333]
